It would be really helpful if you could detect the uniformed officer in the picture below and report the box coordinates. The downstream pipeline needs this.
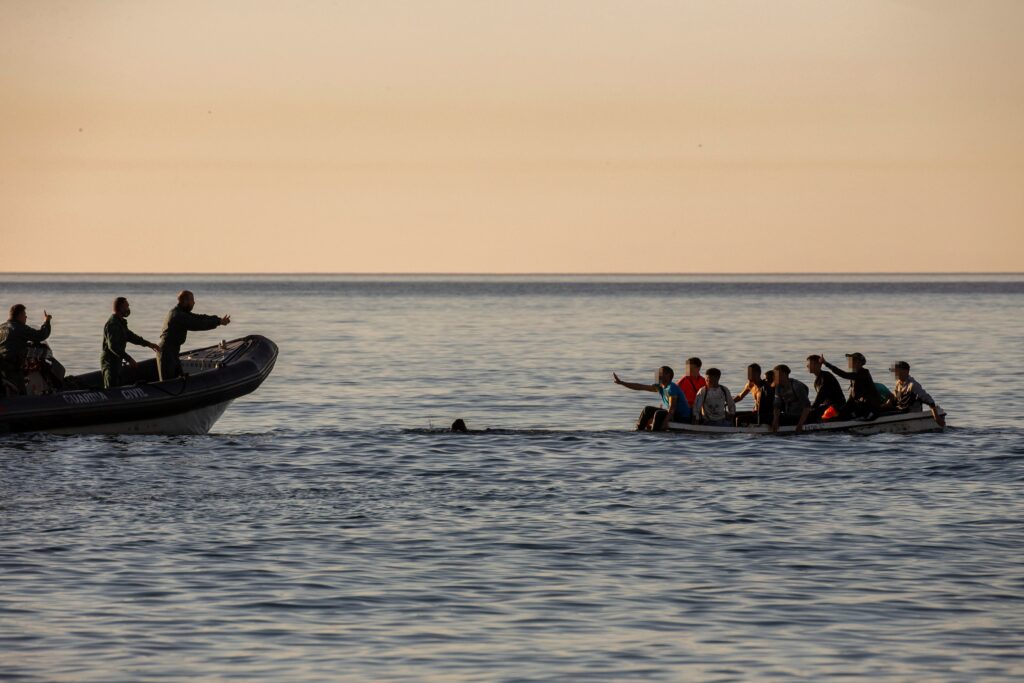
[157,290,230,381]
[0,304,52,396]
[101,297,160,389]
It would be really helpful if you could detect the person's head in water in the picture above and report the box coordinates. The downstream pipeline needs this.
[747,363,762,383]
[845,352,866,370]
[684,357,702,377]
[451,418,468,433]
[806,354,823,376]
[113,297,131,318]
[705,367,722,388]
[890,360,910,382]
[772,364,791,388]
[657,366,674,386]
[9,304,26,324]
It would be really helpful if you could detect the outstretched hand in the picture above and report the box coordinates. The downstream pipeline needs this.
[151,343,161,353]
[220,315,231,326]
[43,310,52,323]
[612,372,623,385]
[819,354,827,365]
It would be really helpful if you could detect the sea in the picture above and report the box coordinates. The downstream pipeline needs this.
[1,274,1022,682]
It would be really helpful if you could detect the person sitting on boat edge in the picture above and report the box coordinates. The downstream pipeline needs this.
[806,354,845,421]
[771,364,811,433]
[880,361,945,427]
[0,304,52,396]
[733,363,773,426]
[101,297,161,389]
[158,290,231,382]
[822,352,881,420]
[693,368,736,426]
[613,366,692,431]
[676,356,706,409]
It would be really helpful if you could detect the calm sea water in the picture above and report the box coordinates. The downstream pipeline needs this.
[1,274,1022,681]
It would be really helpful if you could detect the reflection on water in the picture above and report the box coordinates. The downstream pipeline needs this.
[1,276,1022,680]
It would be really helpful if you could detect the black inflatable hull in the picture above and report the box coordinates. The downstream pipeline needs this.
[0,335,278,435]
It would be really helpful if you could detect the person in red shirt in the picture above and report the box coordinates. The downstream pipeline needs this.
[676,356,706,408]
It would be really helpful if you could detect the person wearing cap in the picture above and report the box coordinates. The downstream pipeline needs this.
[881,361,945,427]
[821,352,881,420]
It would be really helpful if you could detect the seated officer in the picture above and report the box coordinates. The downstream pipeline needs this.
[0,304,52,396]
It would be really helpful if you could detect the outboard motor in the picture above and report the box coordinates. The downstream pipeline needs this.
[23,342,66,396]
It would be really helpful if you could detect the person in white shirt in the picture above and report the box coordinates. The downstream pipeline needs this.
[693,368,736,426]
[881,360,945,427]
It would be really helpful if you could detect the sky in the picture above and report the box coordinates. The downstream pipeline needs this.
[1,0,1022,273]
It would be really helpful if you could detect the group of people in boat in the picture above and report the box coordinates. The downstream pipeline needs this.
[613,354,944,432]
[0,290,230,396]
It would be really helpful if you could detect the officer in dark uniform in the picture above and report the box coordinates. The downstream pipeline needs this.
[102,297,160,389]
[0,304,52,395]
[158,290,230,381]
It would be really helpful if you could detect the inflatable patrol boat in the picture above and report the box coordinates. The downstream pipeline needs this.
[0,335,277,435]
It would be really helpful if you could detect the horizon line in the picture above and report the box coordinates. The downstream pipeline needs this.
[3,271,1024,277]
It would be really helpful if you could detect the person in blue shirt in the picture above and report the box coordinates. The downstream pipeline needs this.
[613,365,692,430]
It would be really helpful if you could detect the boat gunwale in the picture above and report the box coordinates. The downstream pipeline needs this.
[666,409,946,435]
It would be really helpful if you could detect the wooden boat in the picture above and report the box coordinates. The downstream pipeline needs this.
[666,409,946,435]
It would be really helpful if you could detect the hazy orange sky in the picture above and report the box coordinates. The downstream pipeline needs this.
[2,0,1022,273]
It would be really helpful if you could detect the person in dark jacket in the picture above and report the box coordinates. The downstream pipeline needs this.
[157,291,230,381]
[822,352,881,419]
[101,297,160,389]
[806,354,846,421]
[0,304,52,395]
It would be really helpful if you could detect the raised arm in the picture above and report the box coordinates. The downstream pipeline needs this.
[24,315,52,343]
[822,358,856,380]
[184,311,225,332]
[612,373,658,393]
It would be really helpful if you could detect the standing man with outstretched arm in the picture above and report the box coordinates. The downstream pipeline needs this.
[102,297,160,389]
[158,290,231,381]
[0,304,52,395]
[613,366,692,431]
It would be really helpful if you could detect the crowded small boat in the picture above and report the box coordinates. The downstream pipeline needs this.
[614,354,946,435]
